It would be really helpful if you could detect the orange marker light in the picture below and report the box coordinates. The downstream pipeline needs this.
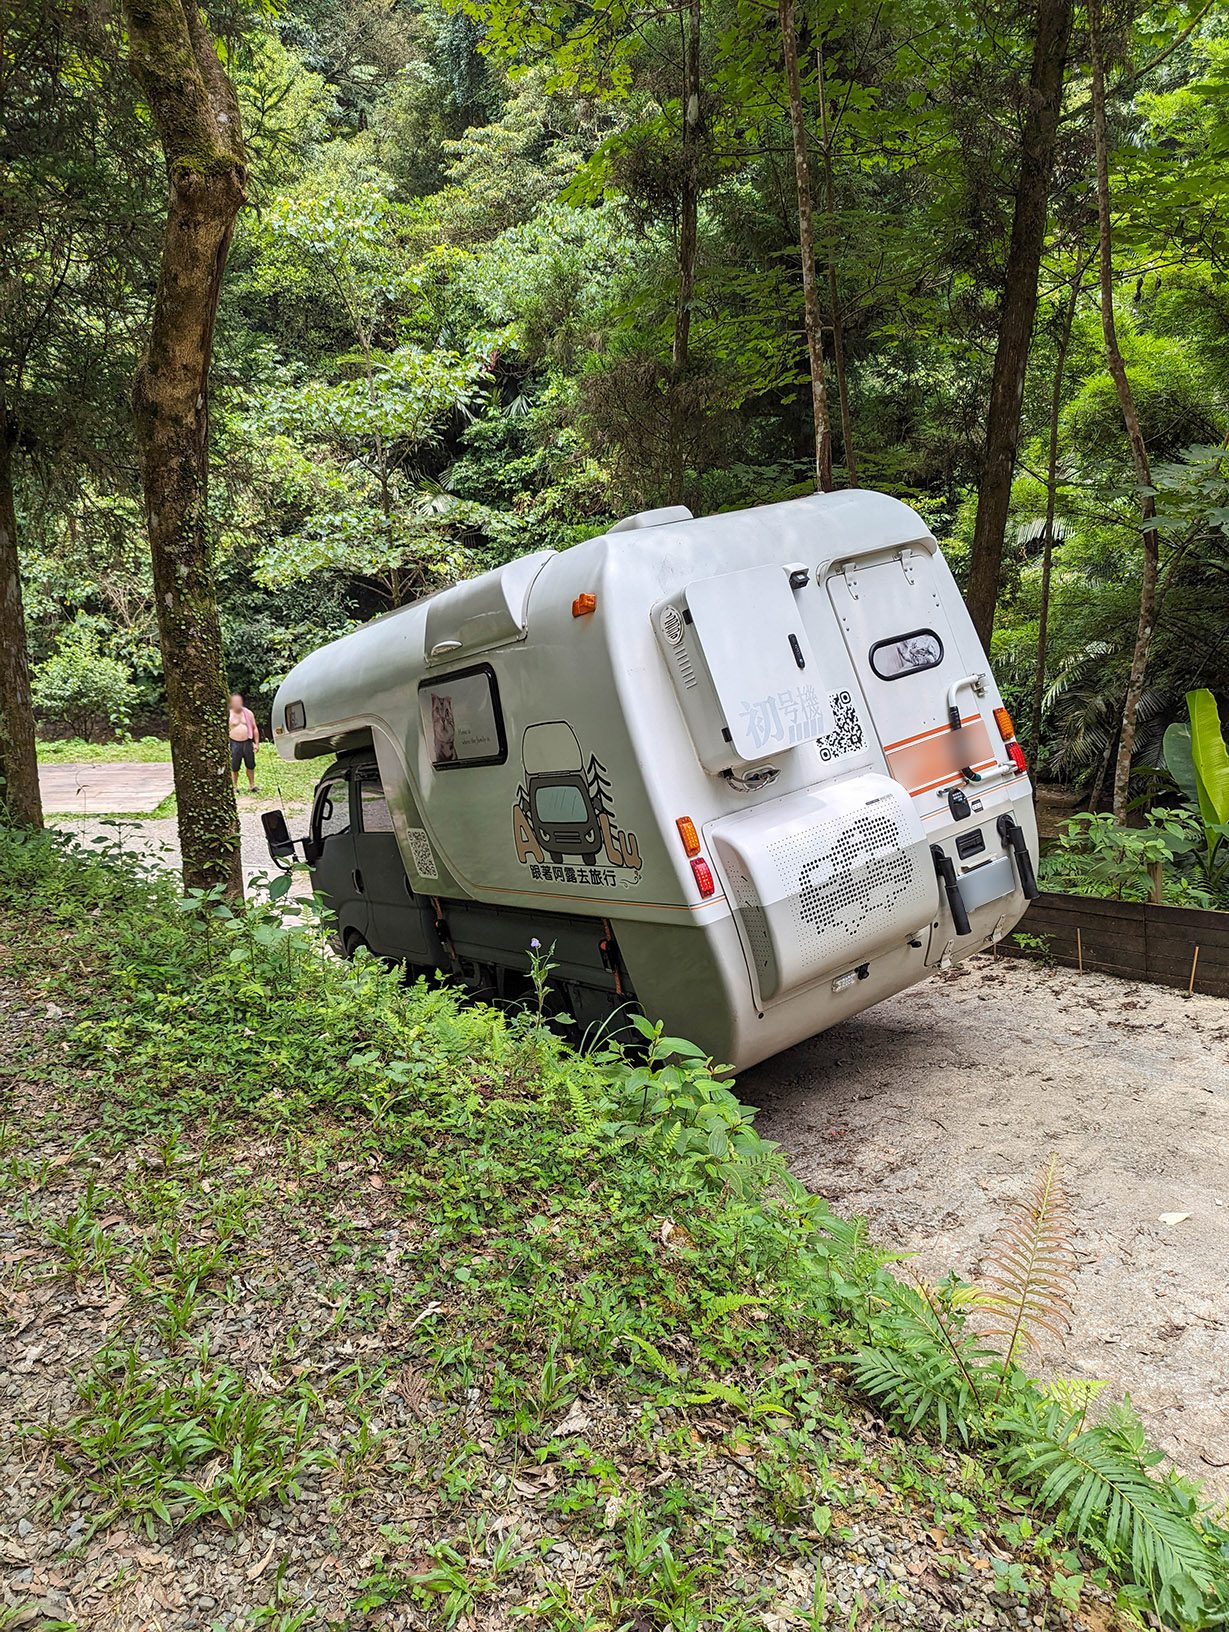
[691,857,716,898]
[993,705,1016,742]
[572,593,598,618]
[675,816,701,857]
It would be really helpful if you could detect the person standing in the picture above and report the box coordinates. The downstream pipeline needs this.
[228,692,260,793]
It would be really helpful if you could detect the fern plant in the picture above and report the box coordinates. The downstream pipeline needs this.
[852,1274,998,1445]
[997,1399,1227,1629]
[974,1153,1077,1378]
[848,1158,1229,1629]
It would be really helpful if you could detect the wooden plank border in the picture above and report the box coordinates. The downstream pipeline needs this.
[998,892,1229,998]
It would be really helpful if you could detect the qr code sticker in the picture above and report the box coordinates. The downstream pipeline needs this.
[817,690,865,762]
[405,827,438,880]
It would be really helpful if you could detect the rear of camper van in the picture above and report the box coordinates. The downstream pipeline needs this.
[623,513,1037,1058]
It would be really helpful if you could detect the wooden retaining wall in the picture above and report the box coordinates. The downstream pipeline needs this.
[998,891,1229,998]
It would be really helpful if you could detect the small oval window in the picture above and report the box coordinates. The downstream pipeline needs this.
[869,629,944,681]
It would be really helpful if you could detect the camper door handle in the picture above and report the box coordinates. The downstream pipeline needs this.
[946,673,986,730]
[352,868,365,894]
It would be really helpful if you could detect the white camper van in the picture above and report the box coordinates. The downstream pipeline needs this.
[265,491,1039,1070]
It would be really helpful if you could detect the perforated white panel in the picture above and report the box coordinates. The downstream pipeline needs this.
[711,776,937,1004]
[721,852,777,993]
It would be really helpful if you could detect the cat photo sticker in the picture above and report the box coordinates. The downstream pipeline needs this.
[418,665,507,768]
[431,694,458,763]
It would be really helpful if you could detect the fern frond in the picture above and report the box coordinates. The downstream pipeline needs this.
[700,1294,764,1327]
[975,1154,1077,1369]
[997,1402,1223,1626]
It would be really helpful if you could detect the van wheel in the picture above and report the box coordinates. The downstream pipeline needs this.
[342,929,369,960]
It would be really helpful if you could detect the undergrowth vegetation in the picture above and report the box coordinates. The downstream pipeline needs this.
[2,825,1228,1629]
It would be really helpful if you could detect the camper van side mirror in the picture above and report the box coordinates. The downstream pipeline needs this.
[261,809,297,868]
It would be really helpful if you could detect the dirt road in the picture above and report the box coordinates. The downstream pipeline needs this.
[743,955,1229,1500]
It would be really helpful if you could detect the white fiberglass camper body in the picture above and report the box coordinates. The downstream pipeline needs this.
[268,491,1039,1070]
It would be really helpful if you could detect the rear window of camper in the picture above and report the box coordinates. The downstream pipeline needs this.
[869,629,944,681]
[418,664,507,768]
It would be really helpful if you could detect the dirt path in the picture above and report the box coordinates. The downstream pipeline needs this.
[742,956,1229,1500]
[50,803,308,892]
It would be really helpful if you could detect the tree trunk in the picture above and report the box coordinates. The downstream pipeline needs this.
[1028,263,1083,767]
[965,0,1074,650]
[780,0,833,493]
[817,36,857,486]
[0,410,43,830]
[123,0,245,896]
[1090,0,1160,822]
[667,0,701,506]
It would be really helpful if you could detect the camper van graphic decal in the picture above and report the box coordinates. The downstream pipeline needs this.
[512,721,642,885]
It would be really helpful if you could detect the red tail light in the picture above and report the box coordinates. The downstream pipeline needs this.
[691,857,716,898]
[1007,740,1028,775]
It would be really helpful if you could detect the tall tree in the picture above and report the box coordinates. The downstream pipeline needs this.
[0,420,40,828]
[816,32,856,485]
[1,0,157,828]
[780,0,834,492]
[965,0,1074,650]
[122,0,246,895]
[1027,254,1088,767]
[667,0,703,505]
[1088,0,1160,821]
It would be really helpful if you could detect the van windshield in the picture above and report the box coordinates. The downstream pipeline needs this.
[534,784,588,824]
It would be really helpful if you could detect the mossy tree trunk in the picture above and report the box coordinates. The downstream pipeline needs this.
[667,0,702,507]
[965,0,1073,650]
[0,408,43,829]
[123,0,245,896]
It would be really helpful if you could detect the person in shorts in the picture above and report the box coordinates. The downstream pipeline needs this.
[228,693,261,793]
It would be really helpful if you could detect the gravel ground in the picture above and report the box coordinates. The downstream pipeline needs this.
[743,956,1229,1502]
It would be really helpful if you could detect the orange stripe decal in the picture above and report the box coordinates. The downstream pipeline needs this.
[882,713,982,753]
[885,720,995,797]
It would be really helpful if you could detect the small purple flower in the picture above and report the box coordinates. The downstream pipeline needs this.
[530,937,541,950]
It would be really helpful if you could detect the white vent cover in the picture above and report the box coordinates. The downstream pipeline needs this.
[710,774,937,1004]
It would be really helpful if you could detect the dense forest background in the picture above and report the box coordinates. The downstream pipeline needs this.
[5,0,1228,801]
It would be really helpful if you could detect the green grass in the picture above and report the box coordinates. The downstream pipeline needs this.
[38,737,321,813]
[2,823,1227,1629]
[37,736,174,764]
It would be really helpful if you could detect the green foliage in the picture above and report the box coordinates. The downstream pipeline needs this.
[997,1401,1225,1630]
[3,827,1229,1627]
[57,1343,330,1534]
[31,616,140,741]
[1039,809,1225,907]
